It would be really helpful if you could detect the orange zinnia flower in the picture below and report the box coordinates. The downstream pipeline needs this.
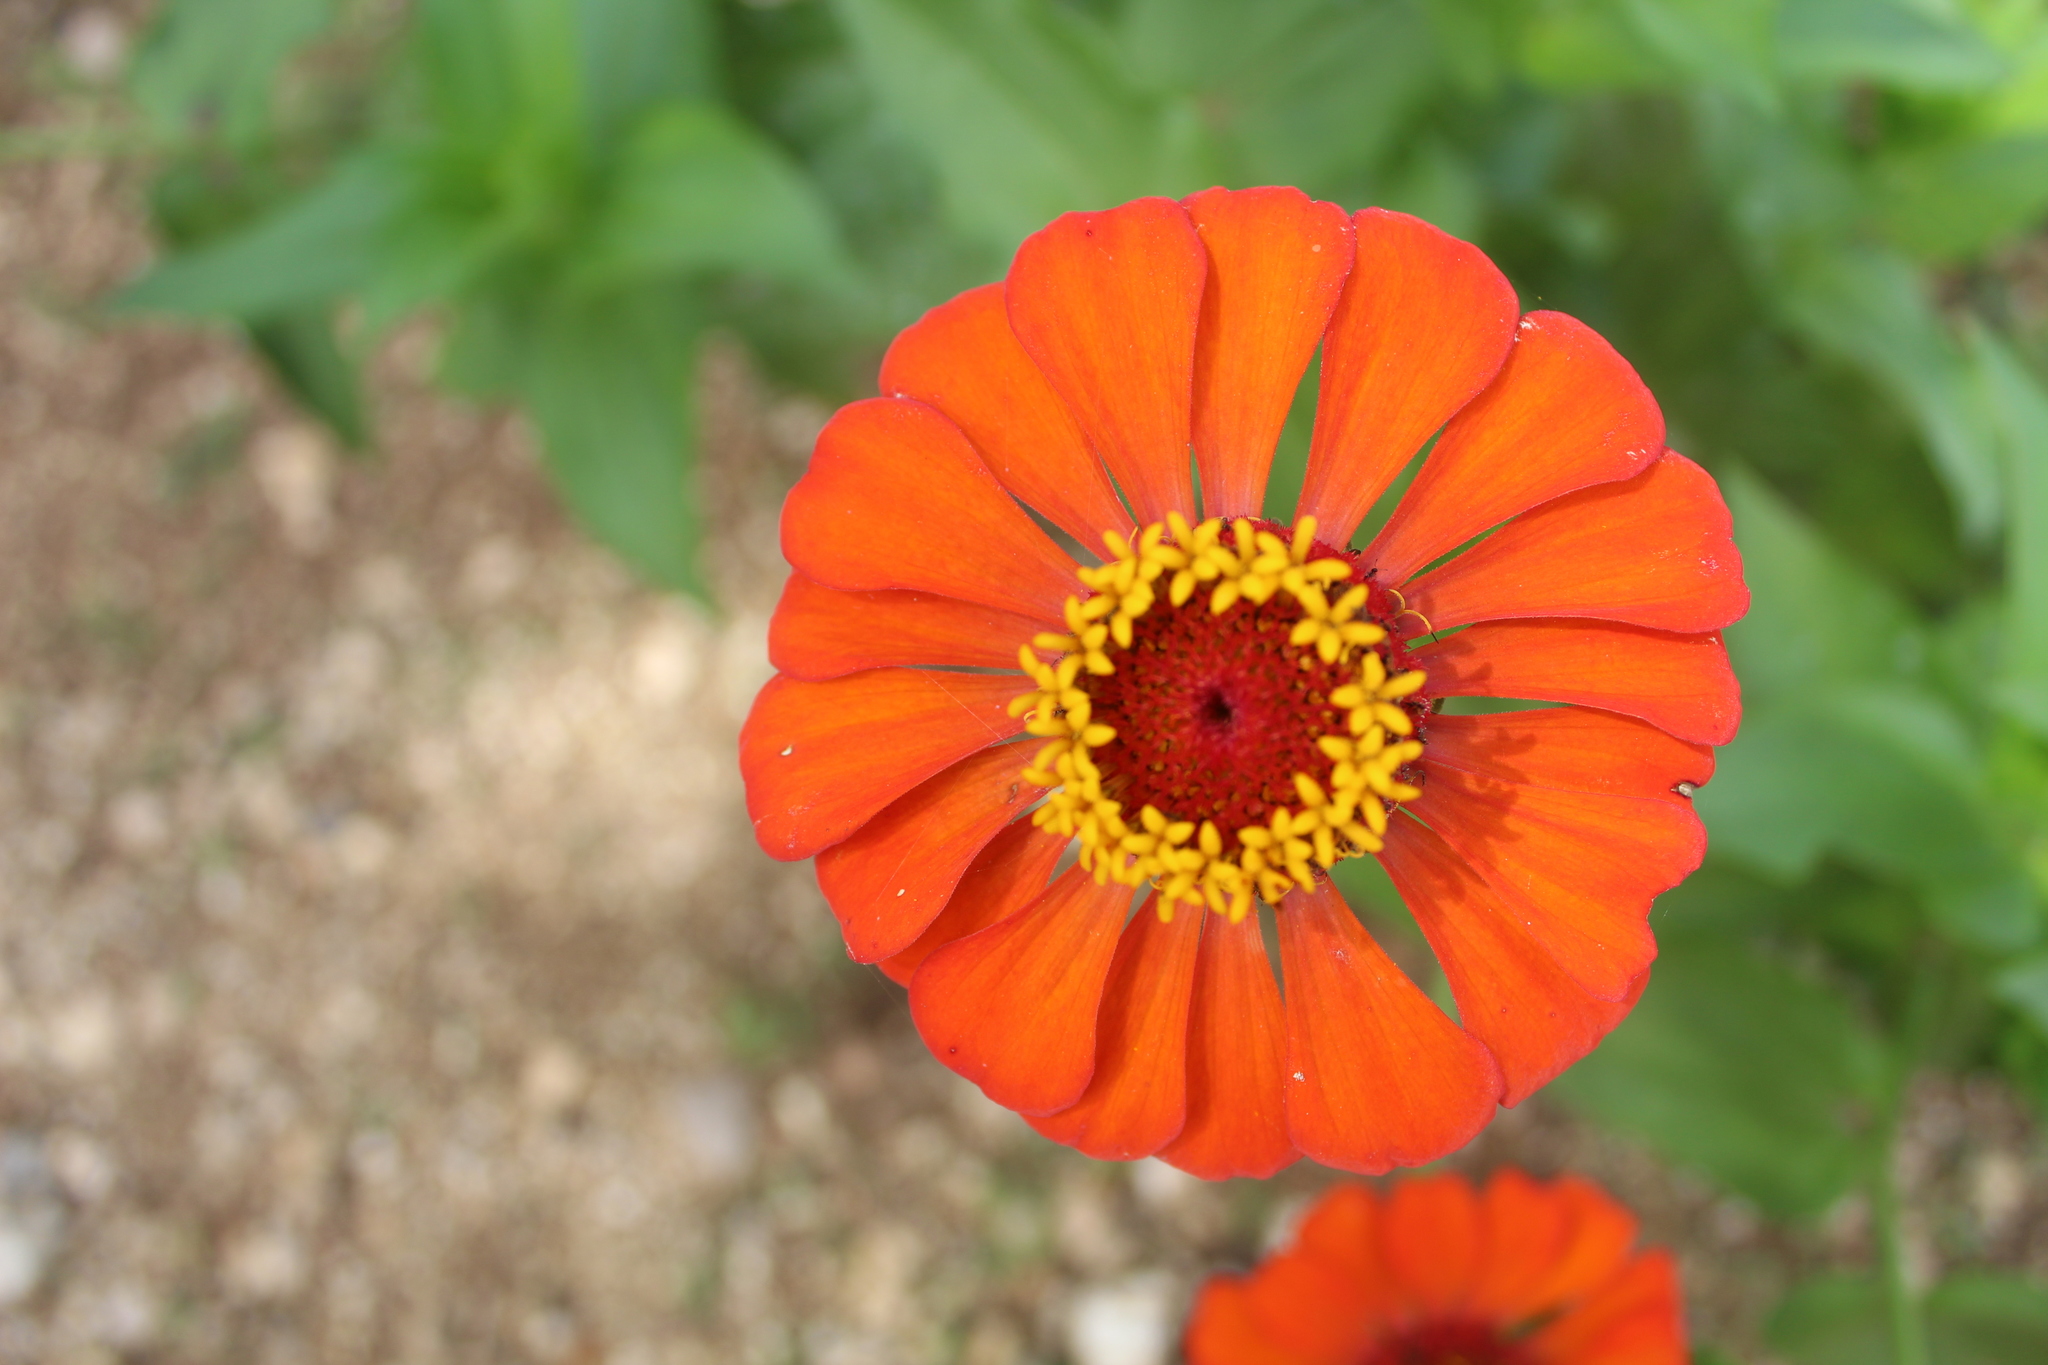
[1184,1170,1688,1365]
[741,189,1745,1176]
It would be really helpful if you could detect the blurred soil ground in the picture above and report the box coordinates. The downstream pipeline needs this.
[1,7,2046,1364]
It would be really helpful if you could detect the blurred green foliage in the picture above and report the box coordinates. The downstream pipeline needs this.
[96,0,2048,1355]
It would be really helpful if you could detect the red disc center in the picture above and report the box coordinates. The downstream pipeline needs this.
[1080,533,1424,842]
[1363,1318,1537,1365]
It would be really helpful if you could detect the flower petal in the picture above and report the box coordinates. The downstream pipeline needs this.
[1277,877,1502,1173]
[1297,209,1518,544]
[815,744,1047,963]
[740,669,1025,861]
[1379,815,1646,1105]
[1525,1249,1687,1365]
[909,865,1128,1115]
[1379,1173,1485,1315]
[1029,896,1202,1159]
[1238,1250,1377,1364]
[1006,197,1206,524]
[1157,908,1299,1180]
[1490,1174,1640,1319]
[1293,1185,1394,1316]
[1466,1169,1579,1322]
[1424,707,1714,802]
[1403,453,1748,633]
[1413,619,1740,746]
[1182,1278,1326,1365]
[878,821,1068,986]
[782,397,1079,620]
[769,572,1055,680]
[1409,758,1704,1000]
[1183,186,1355,519]
[880,282,1132,545]
[1366,311,1664,584]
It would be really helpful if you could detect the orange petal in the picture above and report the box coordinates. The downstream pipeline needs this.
[878,820,1068,986]
[1379,1173,1485,1315]
[1157,908,1299,1180]
[1277,877,1502,1173]
[1238,1249,1378,1364]
[1292,1184,1396,1319]
[1425,707,1714,803]
[769,572,1053,680]
[1379,816,1646,1105]
[909,866,1128,1115]
[1408,760,1703,1000]
[1297,209,1518,544]
[1182,1277,1324,1365]
[815,744,1047,963]
[1466,1169,1579,1322]
[1412,619,1740,746]
[1526,1249,1687,1365]
[1006,198,1206,524]
[1403,453,1748,633]
[880,282,1132,546]
[1029,895,1202,1159]
[1365,312,1664,584]
[740,669,1025,861]
[1183,187,1355,519]
[1513,1175,1642,1316]
[781,397,1078,621]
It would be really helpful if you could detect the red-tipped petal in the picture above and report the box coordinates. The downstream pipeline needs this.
[1157,908,1299,1180]
[1277,877,1501,1173]
[740,669,1025,861]
[880,282,1132,546]
[1380,816,1646,1105]
[1029,896,1202,1159]
[1183,187,1355,519]
[1006,198,1206,525]
[1379,1174,1485,1315]
[1298,210,1519,544]
[1183,1278,1324,1365]
[782,397,1078,621]
[1526,1250,1687,1365]
[909,866,1128,1115]
[815,744,1046,963]
[1413,619,1741,746]
[1366,312,1664,583]
[1409,760,1703,1000]
[1425,708,1714,803]
[769,573,1053,680]
[1403,453,1748,633]
[878,821,1067,986]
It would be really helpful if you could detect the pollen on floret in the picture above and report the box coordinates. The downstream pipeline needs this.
[1011,514,1430,924]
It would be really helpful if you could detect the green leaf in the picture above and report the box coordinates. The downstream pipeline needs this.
[831,0,1171,253]
[247,308,368,450]
[1778,0,2009,92]
[1616,0,1779,110]
[506,288,705,594]
[1519,0,1671,92]
[1969,326,2048,740]
[129,0,336,148]
[1719,467,1919,703]
[1873,137,2048,264]
[574,103,863,296]
[1776,246,2004,542]
[1550,932,1886,1218]
[117,152,412,319]
[577,0,720,145]
[1770,1272,2048,1365]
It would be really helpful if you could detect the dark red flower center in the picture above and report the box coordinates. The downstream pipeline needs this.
[1080,532,1426,846]
[1363,1317,1537,1365]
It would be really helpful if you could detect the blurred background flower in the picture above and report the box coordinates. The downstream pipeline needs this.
[3,0,2048,1361]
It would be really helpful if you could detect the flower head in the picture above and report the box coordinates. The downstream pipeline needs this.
[741,189,1745,1175]
[1184,1170,1687,1365]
